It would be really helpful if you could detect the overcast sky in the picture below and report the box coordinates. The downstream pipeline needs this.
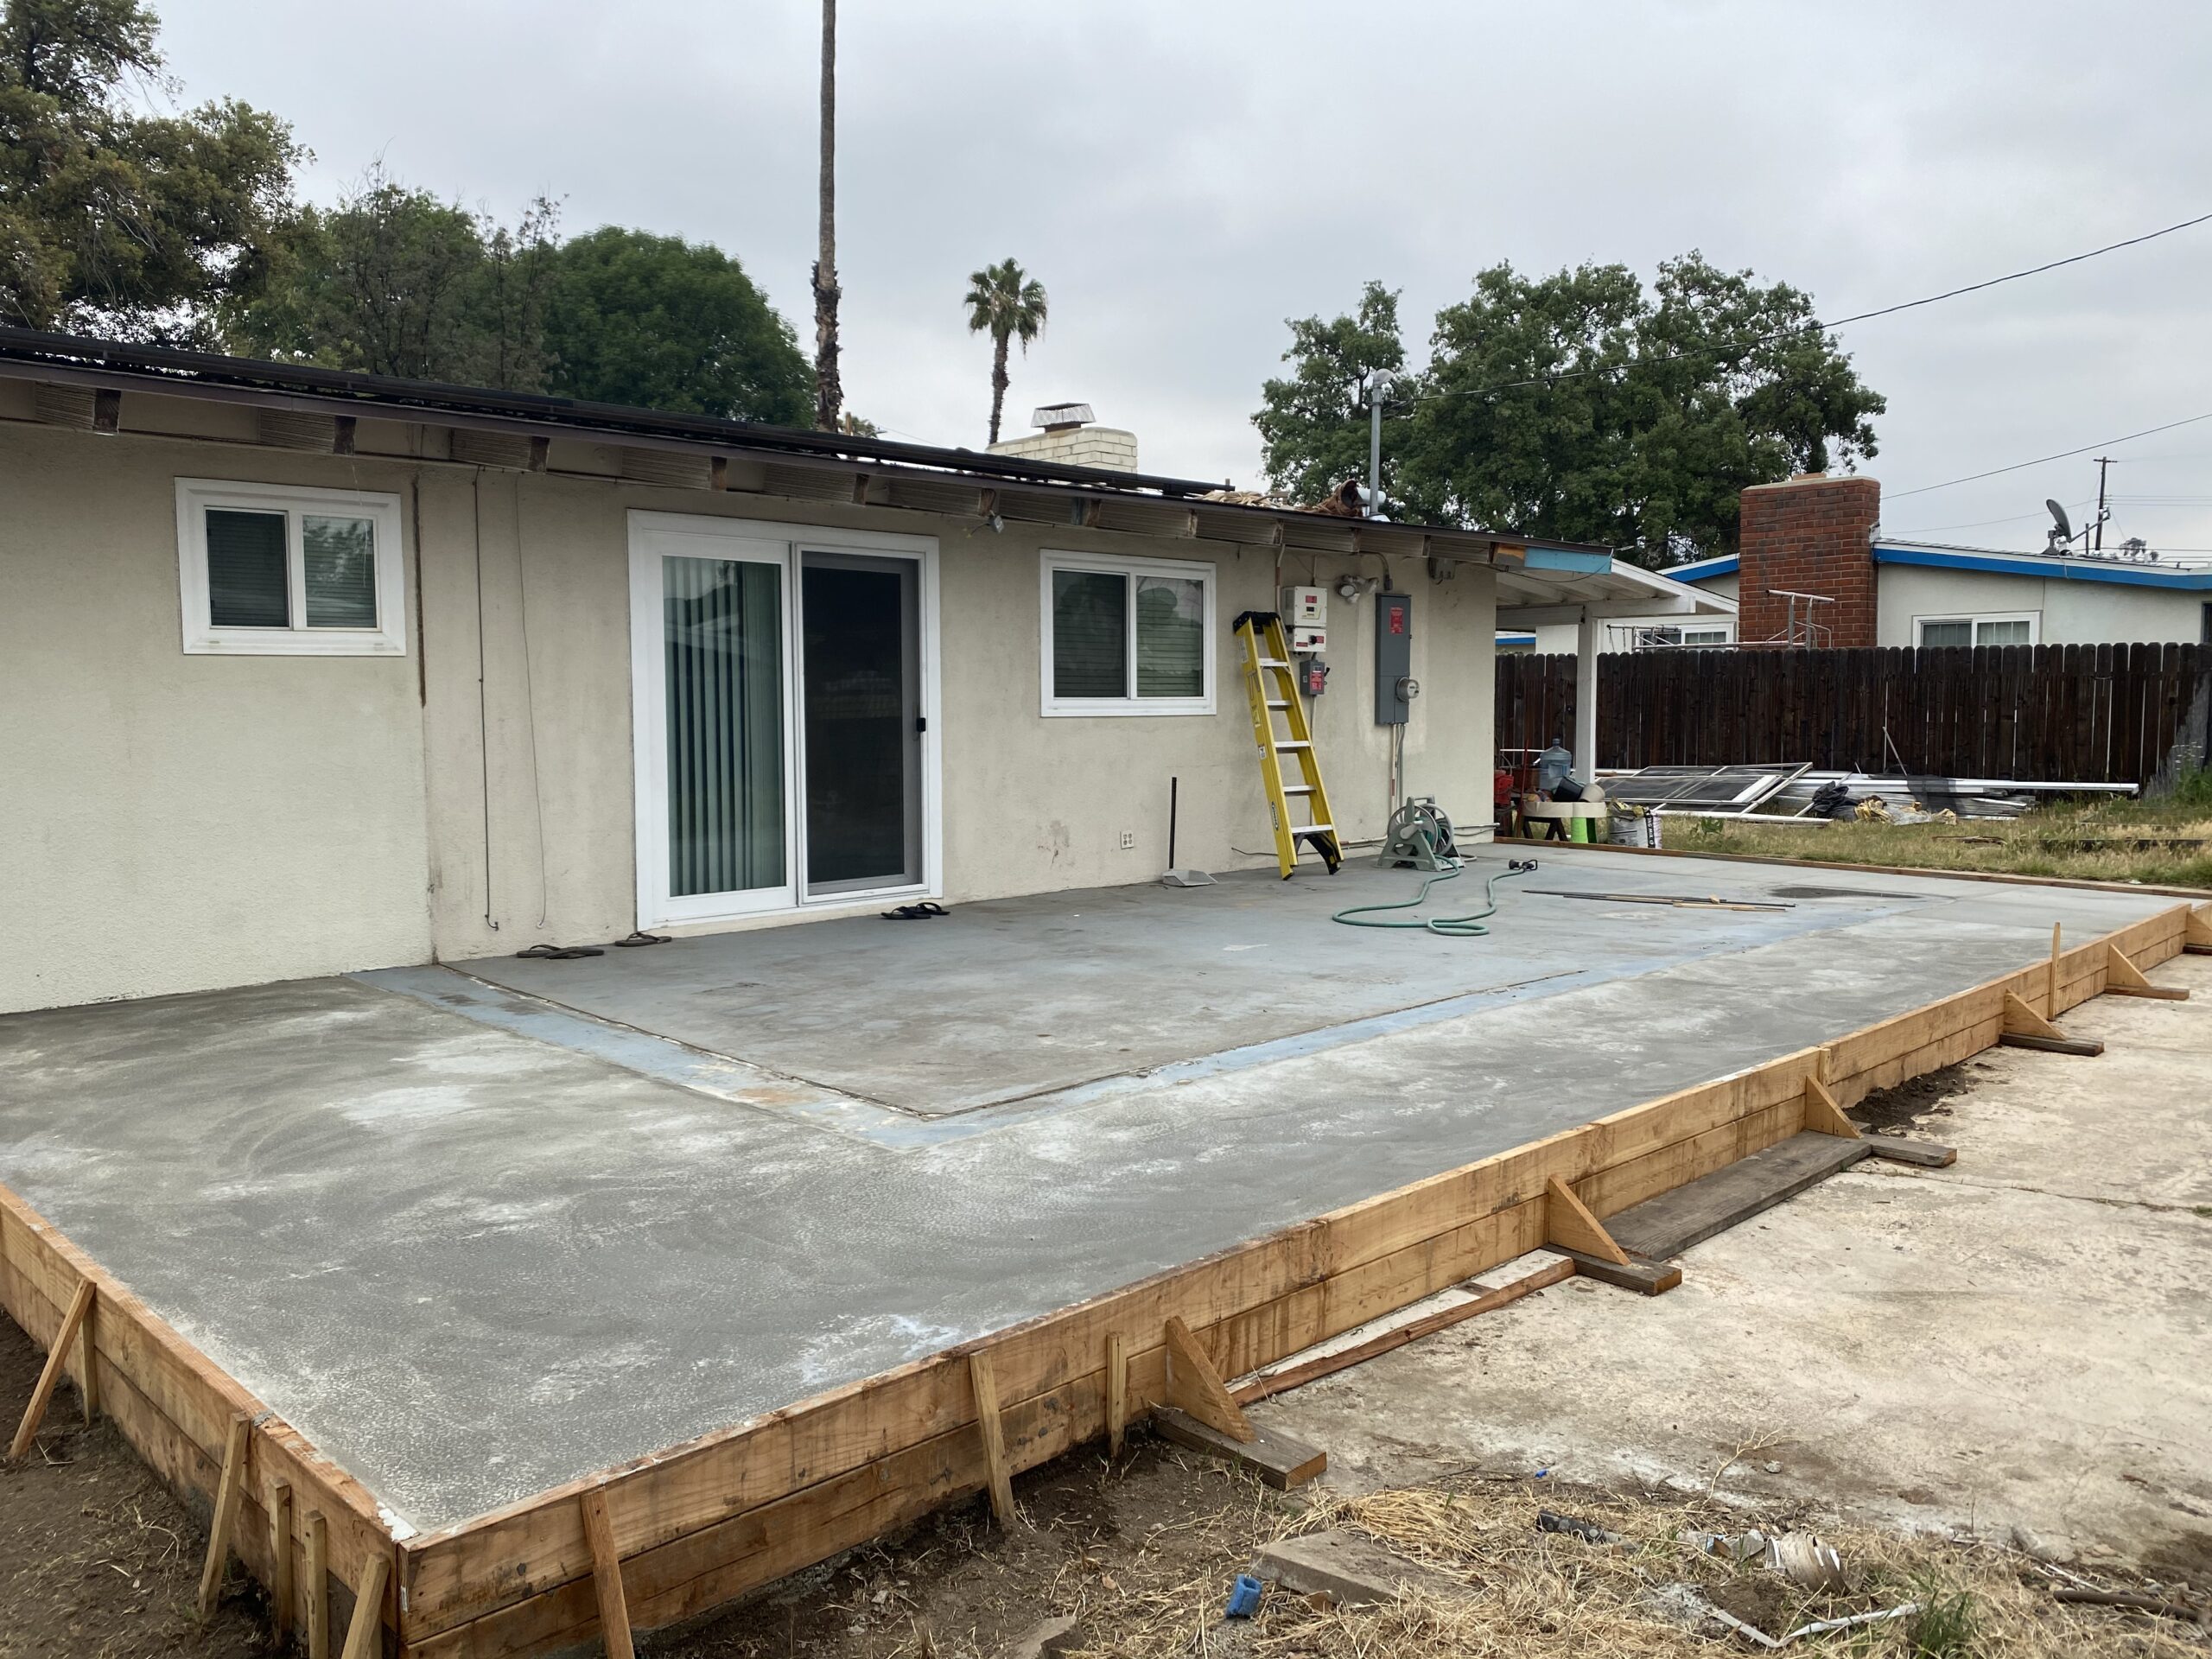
[156,2,2212,557]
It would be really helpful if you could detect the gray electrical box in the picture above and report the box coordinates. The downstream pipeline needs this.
[1375,588,1414,724]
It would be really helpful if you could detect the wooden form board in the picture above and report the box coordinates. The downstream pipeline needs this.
[0,1186,397,1649]
[0,899,2194,1657]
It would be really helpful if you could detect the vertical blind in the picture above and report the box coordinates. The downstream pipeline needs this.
[1134,575,1204,696]
[664,556,785,897]
[1052,569,1127,697]
[303,514,378,628]
[206,508,289,627]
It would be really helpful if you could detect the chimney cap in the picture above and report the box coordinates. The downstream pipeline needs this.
[1033,402,1094,431]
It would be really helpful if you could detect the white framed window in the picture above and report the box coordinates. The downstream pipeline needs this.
[175,478,407,655]
[1679,625,1734,646]
[1914,612,2039,648]
[1039,549,1215,716]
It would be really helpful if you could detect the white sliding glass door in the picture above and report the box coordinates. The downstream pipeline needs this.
[631,521,796,921]
[630,512,940,928]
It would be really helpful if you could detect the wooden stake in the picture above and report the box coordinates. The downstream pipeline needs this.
[1801,1077,1860,1139]
[1161,1315,1255,1443]
[270,1479,296,1643]
[1545,1175,1630,1266]
[74,1286,96,1422]
[338,1553,389,1659]
[196,1414,251,1618]
[1104,1333,1128,1459]
[306,1512,329,1659]
[968,1352,1018,1527]
[2106,944,2190,1001]
[580,1488,636,1659]
[2048,922,2062,1012]
[9,1277,93,1459]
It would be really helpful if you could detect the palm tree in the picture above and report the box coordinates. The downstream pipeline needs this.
[811,0,842,429]
[964,259,1048,445]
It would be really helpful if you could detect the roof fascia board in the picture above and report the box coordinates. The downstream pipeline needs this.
[1875,543,2212,590]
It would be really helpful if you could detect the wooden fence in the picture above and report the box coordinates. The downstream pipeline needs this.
[1497,642,2212,785]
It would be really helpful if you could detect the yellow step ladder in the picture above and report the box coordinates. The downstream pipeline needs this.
[1234,611,1343,879]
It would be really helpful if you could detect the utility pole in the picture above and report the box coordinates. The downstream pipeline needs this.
[2093,455,2113,551]
[812,0,842,431]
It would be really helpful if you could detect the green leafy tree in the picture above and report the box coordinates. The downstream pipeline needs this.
[963,257,1046,445]
[0,0,299,338]
[542,226,811,423]
[1252,280,1411,509]
[1255,255,1885,564]
[225,166,557,388]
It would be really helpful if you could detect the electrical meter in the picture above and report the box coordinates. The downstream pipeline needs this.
[1279,585,1327,652]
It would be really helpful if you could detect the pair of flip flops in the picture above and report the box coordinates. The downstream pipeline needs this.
[514,931,669,961]
[881,902,950,921]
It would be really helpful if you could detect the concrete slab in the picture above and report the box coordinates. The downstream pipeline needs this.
[450,858,1941,1116]
[0,851,2183,1538]
[1255,953,2212,1567]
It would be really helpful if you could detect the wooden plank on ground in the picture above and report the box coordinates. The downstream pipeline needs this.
[1604,1132,1871,1262]
[1552,1249,1681,1294]
[1859,1137,1957,1168]
[2000,1030,2106,1057]
[1152,1407,1326,1489]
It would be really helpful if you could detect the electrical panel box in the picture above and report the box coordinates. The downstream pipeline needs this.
[1375,588,1414,725]
[1280,585,1327,652]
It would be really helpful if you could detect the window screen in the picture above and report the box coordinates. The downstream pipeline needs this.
[1135,575,1204,696]
[1918,620,1972,647]
[206,509,289,627]
[303,514,379,628]
[1052,569,1128,697]
[1976,618,2031,645]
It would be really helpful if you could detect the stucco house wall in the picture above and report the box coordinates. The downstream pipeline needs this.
[1873,560,2212,647]
[0,419,434,1012]
[1,411,1497,1013]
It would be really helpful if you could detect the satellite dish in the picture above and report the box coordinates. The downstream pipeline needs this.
[2046,499,2073,541]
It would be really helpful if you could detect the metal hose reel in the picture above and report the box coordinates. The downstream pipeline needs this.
[1378,797,1458,873]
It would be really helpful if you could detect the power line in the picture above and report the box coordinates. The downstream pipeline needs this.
[1407,208,2212,406]
[1886,409,2212,499]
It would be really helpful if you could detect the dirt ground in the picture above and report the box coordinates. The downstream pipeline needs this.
[6,958,2211,1656]
[0,1334,270,1657]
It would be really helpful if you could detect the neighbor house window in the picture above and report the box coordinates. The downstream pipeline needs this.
[176,479,407,655]
[1679,626,1734,646]
[1040,550,1214,715]
[1915,613,2038,648]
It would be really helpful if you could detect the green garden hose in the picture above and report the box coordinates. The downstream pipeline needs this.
[1332,858,1538,938]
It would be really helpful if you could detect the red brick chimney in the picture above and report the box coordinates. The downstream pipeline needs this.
[1737,474,1881,647]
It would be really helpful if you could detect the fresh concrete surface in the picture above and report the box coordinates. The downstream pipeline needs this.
[0,851,2186,1535]
[1258,952,2212,1569]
